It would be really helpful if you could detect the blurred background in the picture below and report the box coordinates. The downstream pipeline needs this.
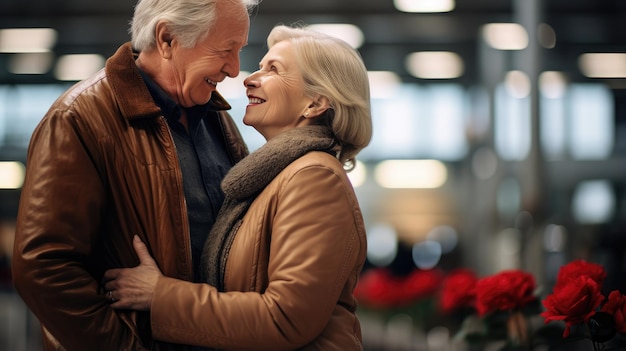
[1,0,625,350]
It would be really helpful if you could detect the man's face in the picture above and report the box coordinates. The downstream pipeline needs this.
[166,10,250,108]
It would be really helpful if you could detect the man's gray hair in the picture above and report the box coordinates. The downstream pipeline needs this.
[130,0,259,51]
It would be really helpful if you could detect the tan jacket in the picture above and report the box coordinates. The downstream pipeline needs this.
[150,152,367,350]
[12,42,248,351]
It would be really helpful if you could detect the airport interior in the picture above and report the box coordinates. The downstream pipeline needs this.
[1,0,625,350]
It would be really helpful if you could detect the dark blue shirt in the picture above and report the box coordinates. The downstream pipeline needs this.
[139,70,233,282]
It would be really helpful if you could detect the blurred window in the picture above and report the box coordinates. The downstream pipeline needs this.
[0,84,67,147]
[360,83,468,161]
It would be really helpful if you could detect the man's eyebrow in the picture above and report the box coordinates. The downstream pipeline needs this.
[229,39,246,47]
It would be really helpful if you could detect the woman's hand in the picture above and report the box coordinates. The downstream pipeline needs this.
[103,235,162,311]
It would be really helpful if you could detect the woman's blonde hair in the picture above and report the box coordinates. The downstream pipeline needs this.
[267,25,373,171]
[130,0,258,51]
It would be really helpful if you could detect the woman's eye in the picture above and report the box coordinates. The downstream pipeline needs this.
[258,64,278,72]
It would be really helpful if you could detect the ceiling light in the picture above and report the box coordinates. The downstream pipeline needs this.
[306,24,364,48]
[0,161,25,189]
[482,23,528,50]
[8,53,54,74]
[538,23,556,49]
[578,53,626,78]
[405,51,464,79]
[374,159,447,189]
[54,54,106,81]
[539,71,567,99]
[504,70,530,99]
[0,28,57,53]
[394,0,455,13]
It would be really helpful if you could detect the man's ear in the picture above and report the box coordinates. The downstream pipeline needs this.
[305,96,331,118]
[155,21,174,59]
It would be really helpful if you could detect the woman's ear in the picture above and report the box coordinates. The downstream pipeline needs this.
[155,21,173,59]
[304,96,331,119]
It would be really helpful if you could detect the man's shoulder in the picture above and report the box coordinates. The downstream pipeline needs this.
[43,68,111,119]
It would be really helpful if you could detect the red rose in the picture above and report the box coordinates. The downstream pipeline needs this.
[439,268,477,314]
[541,275,604,337]
[556,259,606,288]
[354,268,443,308]
[475,270,537,316]
[397,269,443,305]
[601,290,626,333]
[354,268,400,308]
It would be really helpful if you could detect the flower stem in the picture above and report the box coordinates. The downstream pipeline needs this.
[587,324,599,351]
[507,310,529,349]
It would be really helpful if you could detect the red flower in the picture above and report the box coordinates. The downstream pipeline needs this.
[601,290,626,334]
[439,268,477,314]
[555,259,606,288]
[354,268,443,308]
[541,275,604,337]
[354,268,401,308]
[397,269,443,304]
[475,270,537,316]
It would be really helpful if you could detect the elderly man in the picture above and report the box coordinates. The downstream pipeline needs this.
[12,0,257,350]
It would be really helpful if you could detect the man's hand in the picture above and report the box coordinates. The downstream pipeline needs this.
[103,235,162,311]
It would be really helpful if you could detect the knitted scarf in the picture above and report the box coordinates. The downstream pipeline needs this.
[200,125,337,290]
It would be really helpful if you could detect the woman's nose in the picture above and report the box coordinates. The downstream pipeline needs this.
[244,72,260,87]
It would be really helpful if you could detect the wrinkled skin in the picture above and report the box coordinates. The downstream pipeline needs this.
[103,236,162,311]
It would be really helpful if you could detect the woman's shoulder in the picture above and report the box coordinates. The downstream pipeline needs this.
[276,151,358,192]
[289,150,343,168]
[280,151,347,179]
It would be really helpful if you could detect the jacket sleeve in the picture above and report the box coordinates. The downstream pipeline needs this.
[150,163,364,350]
[12,108,145,350]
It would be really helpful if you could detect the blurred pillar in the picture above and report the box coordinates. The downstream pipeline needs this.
[513,0,547,273]
[459,23,508,275]
[468,39,505,275]
[464,0,548,275]
[514,0,544,214]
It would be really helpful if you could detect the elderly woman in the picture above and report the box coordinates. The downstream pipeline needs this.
[104,24,373,350]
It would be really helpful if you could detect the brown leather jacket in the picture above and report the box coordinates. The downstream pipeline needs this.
[149,152,367,350]
[12,42,248,351]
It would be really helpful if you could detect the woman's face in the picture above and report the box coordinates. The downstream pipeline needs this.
[243,40,314,140]
[165,10,249,108]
